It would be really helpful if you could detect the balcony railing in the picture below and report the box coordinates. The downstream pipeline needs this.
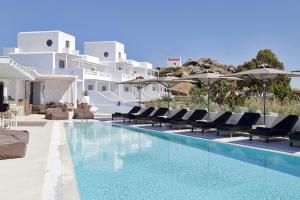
[84,69,111,81]
[122,74,132,81]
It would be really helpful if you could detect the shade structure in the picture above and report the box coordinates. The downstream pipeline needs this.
[223,67,299,124]
[119,77,150,106]
[146,76,194,110]
[0,57,34,80]
[182,72,241,119]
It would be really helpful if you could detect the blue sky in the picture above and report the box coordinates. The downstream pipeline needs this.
[1,0,300,87]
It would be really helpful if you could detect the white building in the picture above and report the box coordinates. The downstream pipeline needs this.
[1,30,163,113]
[167,57,181,67]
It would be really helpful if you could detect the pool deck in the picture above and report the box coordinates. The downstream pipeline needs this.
[0,114,80,200]
[1,115,300,200]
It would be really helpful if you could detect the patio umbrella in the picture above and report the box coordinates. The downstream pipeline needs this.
[119,77,150,106]
[182,71,241,119]
[146,76,193,110]
[223,66,299,124]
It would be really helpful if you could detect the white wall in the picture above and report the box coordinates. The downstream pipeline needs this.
[0,79,26,102]
[84,41,126,62]
[9,53,55,74]
[17,31,75,53]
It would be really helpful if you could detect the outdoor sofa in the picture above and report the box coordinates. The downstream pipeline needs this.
[0,129,29,159]
[45,108,69,120]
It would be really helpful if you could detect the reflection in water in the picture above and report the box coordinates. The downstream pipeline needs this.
[66,122,153,171]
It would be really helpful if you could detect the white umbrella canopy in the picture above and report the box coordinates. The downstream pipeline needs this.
[182,72,241,119]
[146,76,194,110]
[223,66,300,124]
[119,77,150,106]
[224,67,297,79]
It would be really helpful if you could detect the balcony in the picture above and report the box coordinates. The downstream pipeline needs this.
[122,74,132,81]
[61,48,80,56]
[83,69,111,81]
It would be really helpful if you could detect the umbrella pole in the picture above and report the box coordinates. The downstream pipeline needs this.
[138,88,141,107]
[167,88,170,110]
[263,83,267,125]
[207,81,210,120]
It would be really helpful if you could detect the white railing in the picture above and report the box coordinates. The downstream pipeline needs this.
[83,69,112,81]
[62,48,79,56]
[122,74,132,80]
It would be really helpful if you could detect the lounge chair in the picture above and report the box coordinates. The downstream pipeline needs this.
[289,130,300,147]
[191,111,232,134]
[216,112,261,137]
[126,107,155,122]
[135,107,169,123]
[169,109,208,129]
[152,109,187,127]
[112,106,141,121]
[249,115,299,143]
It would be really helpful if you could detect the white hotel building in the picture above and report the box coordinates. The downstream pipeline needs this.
[0,30,163,113]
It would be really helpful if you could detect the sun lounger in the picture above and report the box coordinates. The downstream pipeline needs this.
[152,109,187,127]
[289,130,300,147]
[191,111,232,134]
[169,109,208,129]
[126,107,155,122]
[216,112,261,137]
[135,107,169,123]
[112,106,141,121]
[249,115,299,143]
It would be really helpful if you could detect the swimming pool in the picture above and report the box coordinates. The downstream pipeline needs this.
[65,122,300,200]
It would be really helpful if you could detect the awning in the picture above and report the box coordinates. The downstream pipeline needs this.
[23,67,77,81]
[0,57,34,80]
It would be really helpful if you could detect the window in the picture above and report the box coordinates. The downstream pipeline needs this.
[59,60,65,69]
[134,71,137,74]
[102,86,107,91]
[46,39,53,47]
[119,52,121,59]
[65,40,70,48]
[88,85,94,90]
[104,52,109,57]
[125,87,129,92]
[91,68,95,71]
[152,86,156,91]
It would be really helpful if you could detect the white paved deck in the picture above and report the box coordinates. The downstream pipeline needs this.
[0,114,79,200]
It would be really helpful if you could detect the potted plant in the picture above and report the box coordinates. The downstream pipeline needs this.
[81,90,90,104]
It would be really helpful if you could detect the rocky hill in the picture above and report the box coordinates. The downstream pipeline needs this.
[158,57,236,95]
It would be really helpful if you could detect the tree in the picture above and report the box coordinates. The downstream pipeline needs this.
[237,49,291,101]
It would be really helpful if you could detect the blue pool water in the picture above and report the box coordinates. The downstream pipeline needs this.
[65,122,300,200]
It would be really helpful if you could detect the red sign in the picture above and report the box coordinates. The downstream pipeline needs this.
[168,58,180,61]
